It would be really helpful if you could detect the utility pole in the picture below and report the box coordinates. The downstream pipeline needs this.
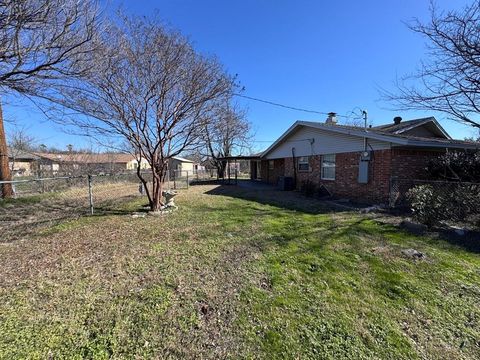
[0,99,13,198]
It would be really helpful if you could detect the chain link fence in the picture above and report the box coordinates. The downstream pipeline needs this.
[1,168,236,242]
[0,173,151,242]
[0,169,226,242]
[170,169,220,189]
[389,177,480,227]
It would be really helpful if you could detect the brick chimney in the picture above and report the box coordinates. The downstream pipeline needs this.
[393,116,402,125]
[326,112,337,124]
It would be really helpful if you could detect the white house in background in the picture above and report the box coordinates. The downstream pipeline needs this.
[168,156,194,177]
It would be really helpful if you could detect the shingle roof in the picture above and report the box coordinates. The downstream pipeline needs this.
[300,118,474,147]
[35,152,136,164]
[7,148,39,160]
[260,118,479,157]
[372,117,434,133]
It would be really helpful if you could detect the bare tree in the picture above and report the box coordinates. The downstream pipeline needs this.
[0,0,100,198]
[203,104,251,178]
[7,126,36,173]
[384,1,480,129]
[56,16,235,211]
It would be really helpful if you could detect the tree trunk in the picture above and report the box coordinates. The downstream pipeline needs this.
[0,100,13,198]
[149,168,165,212]
[218,160,227,178]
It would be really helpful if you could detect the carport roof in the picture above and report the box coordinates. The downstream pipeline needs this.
[216,154,261,161]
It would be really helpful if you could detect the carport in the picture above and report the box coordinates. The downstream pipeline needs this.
[216,154,261,184]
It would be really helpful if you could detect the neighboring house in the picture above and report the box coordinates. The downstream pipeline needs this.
[168,156,195,177]
[193,163,206,173]
[34,152,150,175]
[254,114,479,203]
[8,149,40,177]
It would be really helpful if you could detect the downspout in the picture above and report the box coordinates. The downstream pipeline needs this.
[292,147,297,189]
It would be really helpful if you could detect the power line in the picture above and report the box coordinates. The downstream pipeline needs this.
[234,93,355,119]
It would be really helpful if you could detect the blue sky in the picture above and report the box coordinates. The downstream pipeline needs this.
[4,0,477,152]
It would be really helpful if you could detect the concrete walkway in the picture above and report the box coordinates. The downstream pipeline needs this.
[234,179,277,191]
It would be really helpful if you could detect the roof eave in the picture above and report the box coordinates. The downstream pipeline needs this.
[259,121,478,158]
[400,140,479,150]
[259,121,303,157]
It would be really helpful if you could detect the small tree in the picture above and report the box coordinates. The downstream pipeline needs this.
[384,1,480,129]
[203,104,251,178]
[426,150,480,181]
[57,16,235,211]
[7,127,36,173]
[0,0,100,198]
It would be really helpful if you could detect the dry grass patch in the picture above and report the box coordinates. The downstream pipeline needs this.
[1,184,479,359]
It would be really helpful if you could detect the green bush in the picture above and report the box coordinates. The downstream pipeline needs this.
[406,185,443,226]
[407,183,480,227]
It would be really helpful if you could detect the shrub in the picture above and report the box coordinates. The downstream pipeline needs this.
[427,151,480,181]
[406,185,443,226]
[407,183,480,227]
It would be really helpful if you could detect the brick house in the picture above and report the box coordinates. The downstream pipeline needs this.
[33,152,151,175]
[252,114,479,204]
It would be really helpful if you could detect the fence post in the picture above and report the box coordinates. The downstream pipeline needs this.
[88,175,94,215]
[389,176,397,208]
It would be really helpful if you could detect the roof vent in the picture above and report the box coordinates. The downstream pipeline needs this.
[326,112,337,124]
[394,116,402,125]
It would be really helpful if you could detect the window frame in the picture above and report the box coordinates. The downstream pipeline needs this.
[268,160,274,170]
[297,156,310,172]
[321,154,336,180]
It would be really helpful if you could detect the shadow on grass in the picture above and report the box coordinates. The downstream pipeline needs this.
[429,228,480,254]
[205,183,480,254]
[203,183,349,215]
[365,213,480,254]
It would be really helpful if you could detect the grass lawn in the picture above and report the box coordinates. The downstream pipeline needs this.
[0,184,479,359]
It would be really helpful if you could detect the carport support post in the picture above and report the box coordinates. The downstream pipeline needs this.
[88,175,94,215]
[227,159,231,184]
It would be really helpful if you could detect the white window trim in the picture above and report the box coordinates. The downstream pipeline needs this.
[321,154,336,180]
[297,156,310,172]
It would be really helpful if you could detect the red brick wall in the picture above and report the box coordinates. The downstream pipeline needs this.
[315,150,392,203]
[261,159,285,185]
[390,148,444,179]
[276,152,392,202]
[264,147,444,204]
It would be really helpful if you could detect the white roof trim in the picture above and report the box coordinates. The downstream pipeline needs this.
[260,121,478,158]
[172,156,194,163]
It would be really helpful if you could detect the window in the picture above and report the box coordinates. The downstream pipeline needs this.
[297,156,309,171]
[321,154,336,180]
[268,160,274,170]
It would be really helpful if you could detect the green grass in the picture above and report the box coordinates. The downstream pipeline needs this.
[0,193,55,208]
[0,185,479,359]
